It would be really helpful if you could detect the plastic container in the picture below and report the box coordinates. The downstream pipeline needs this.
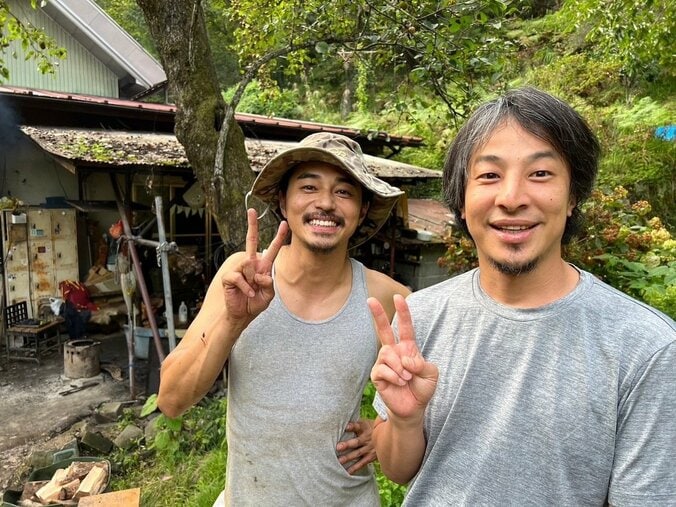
[178,301,188,324]
[131,326,167,359]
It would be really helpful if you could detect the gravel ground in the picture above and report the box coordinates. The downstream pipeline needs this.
[0,331,135,495]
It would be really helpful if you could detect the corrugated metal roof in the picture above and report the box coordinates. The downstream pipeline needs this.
[407,198,455,238]
[19,127,441,180]
[0,86,423,148]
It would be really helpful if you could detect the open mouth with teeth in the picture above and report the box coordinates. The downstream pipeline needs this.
[304,214,345,231]
[309,219,339,227]
[493,224,534,232]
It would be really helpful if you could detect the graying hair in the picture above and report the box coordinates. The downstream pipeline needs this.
[442,86,600,244]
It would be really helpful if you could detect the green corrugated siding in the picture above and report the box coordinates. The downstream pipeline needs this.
[3,0,119,97]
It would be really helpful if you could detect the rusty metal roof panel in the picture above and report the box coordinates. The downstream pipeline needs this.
[2,86,423,147]
[407,198,455,238]
[19,127,441,180]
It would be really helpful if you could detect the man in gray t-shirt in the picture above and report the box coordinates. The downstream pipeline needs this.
[368,87,675,506]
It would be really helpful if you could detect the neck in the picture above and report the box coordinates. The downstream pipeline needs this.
[274,243,354,321]
[275,243,351,290]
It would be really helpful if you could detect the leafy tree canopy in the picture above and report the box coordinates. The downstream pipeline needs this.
[0,0,66,80]
[227,0,512,117]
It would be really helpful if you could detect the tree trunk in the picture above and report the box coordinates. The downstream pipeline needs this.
[135,0,253,249]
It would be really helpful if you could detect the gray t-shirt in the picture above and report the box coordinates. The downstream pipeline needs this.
[223,259,380,506]
[375,267,675,506]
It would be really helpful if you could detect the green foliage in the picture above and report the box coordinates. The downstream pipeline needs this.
[525,53,625,106]
[0,0,67,81]
[592,95,676,226]
[140,394,183,461]
[226,0,513,118]
[438,232,479,275]
[563,0,675,88]
[597,129,675,225]
[361,381,408,506]
[93,0,158,57]
[224,79,303,118]
[610,96,674,130]
[565,187,675,317]
[111,396,228,506]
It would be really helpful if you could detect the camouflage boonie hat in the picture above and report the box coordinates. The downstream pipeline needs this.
[251,132,404,248]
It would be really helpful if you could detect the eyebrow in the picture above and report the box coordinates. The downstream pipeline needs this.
[294,171,358,187]
[474,150,559,165]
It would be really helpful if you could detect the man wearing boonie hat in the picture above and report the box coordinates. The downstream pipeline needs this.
[157,132,410,505]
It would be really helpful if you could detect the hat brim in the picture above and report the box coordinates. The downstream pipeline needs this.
[252,146,403,248]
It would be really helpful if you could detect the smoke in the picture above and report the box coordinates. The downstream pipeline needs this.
[0,95,21,147]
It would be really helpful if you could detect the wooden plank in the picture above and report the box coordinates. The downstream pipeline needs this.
[73,465,107,498]
[78,488,141,506]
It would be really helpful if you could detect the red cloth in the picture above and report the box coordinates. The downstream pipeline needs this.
[59,280,98,311]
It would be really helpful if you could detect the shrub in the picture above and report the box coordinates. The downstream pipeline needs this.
[565,187,675,317]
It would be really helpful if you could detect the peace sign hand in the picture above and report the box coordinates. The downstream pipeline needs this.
[221,208,289,324]
[368,294,438,421]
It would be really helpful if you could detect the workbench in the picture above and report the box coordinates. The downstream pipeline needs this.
[5,314,64,364]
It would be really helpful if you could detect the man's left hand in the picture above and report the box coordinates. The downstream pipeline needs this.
[336,419,377,475]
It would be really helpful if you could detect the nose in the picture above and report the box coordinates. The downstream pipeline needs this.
[314,189,336,211]
[495,174,529,211]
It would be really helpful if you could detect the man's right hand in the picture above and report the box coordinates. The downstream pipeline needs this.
[368,294,438,421]
[221,208,288,323]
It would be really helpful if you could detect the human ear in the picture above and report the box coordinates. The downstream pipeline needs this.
[359,201,370,225]
[567,196,576,217]
[279,191,287,219]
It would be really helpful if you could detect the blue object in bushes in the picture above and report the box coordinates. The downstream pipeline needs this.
[655,125,675,141]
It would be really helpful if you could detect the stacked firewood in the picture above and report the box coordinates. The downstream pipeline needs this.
[18,461,109,506]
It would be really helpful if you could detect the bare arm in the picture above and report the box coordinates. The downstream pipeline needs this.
[366,269,411,322]
[157,209,288,418]
[332,271,411,474]
[368,295,438,484]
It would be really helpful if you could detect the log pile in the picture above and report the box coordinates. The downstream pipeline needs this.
[18,461,109,506]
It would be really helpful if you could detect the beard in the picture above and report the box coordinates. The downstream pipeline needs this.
[298,212,346,254]
[490,258,538,276]
[488,244,539,276]
[299,236,340,255]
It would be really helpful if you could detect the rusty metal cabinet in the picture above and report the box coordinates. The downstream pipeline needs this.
[1,208,79,318]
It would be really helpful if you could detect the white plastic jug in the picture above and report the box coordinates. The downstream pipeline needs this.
[178,301,188,324]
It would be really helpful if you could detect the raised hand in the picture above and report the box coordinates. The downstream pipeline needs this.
[221,208,288,322]
[368,294,438,420]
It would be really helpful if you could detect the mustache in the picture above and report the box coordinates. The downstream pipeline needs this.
[303,212,345,226]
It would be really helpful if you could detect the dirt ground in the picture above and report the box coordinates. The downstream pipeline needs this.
[0,331,138,496]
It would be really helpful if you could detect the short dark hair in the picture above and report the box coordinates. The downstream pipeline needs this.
[443,87,600,244]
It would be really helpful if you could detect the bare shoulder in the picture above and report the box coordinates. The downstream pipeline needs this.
[365,268,411,322]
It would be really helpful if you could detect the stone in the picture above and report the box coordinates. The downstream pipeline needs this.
[114,424,143,450]
[29,450,54,469]
[80,430,113,454]
[143,415,162,441]
[95,402,123,423]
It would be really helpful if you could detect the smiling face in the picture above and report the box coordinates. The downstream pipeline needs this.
[279,161,369,255]
[462,120,575,277]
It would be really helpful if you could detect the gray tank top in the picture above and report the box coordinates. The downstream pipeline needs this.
[223,258,380,506]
